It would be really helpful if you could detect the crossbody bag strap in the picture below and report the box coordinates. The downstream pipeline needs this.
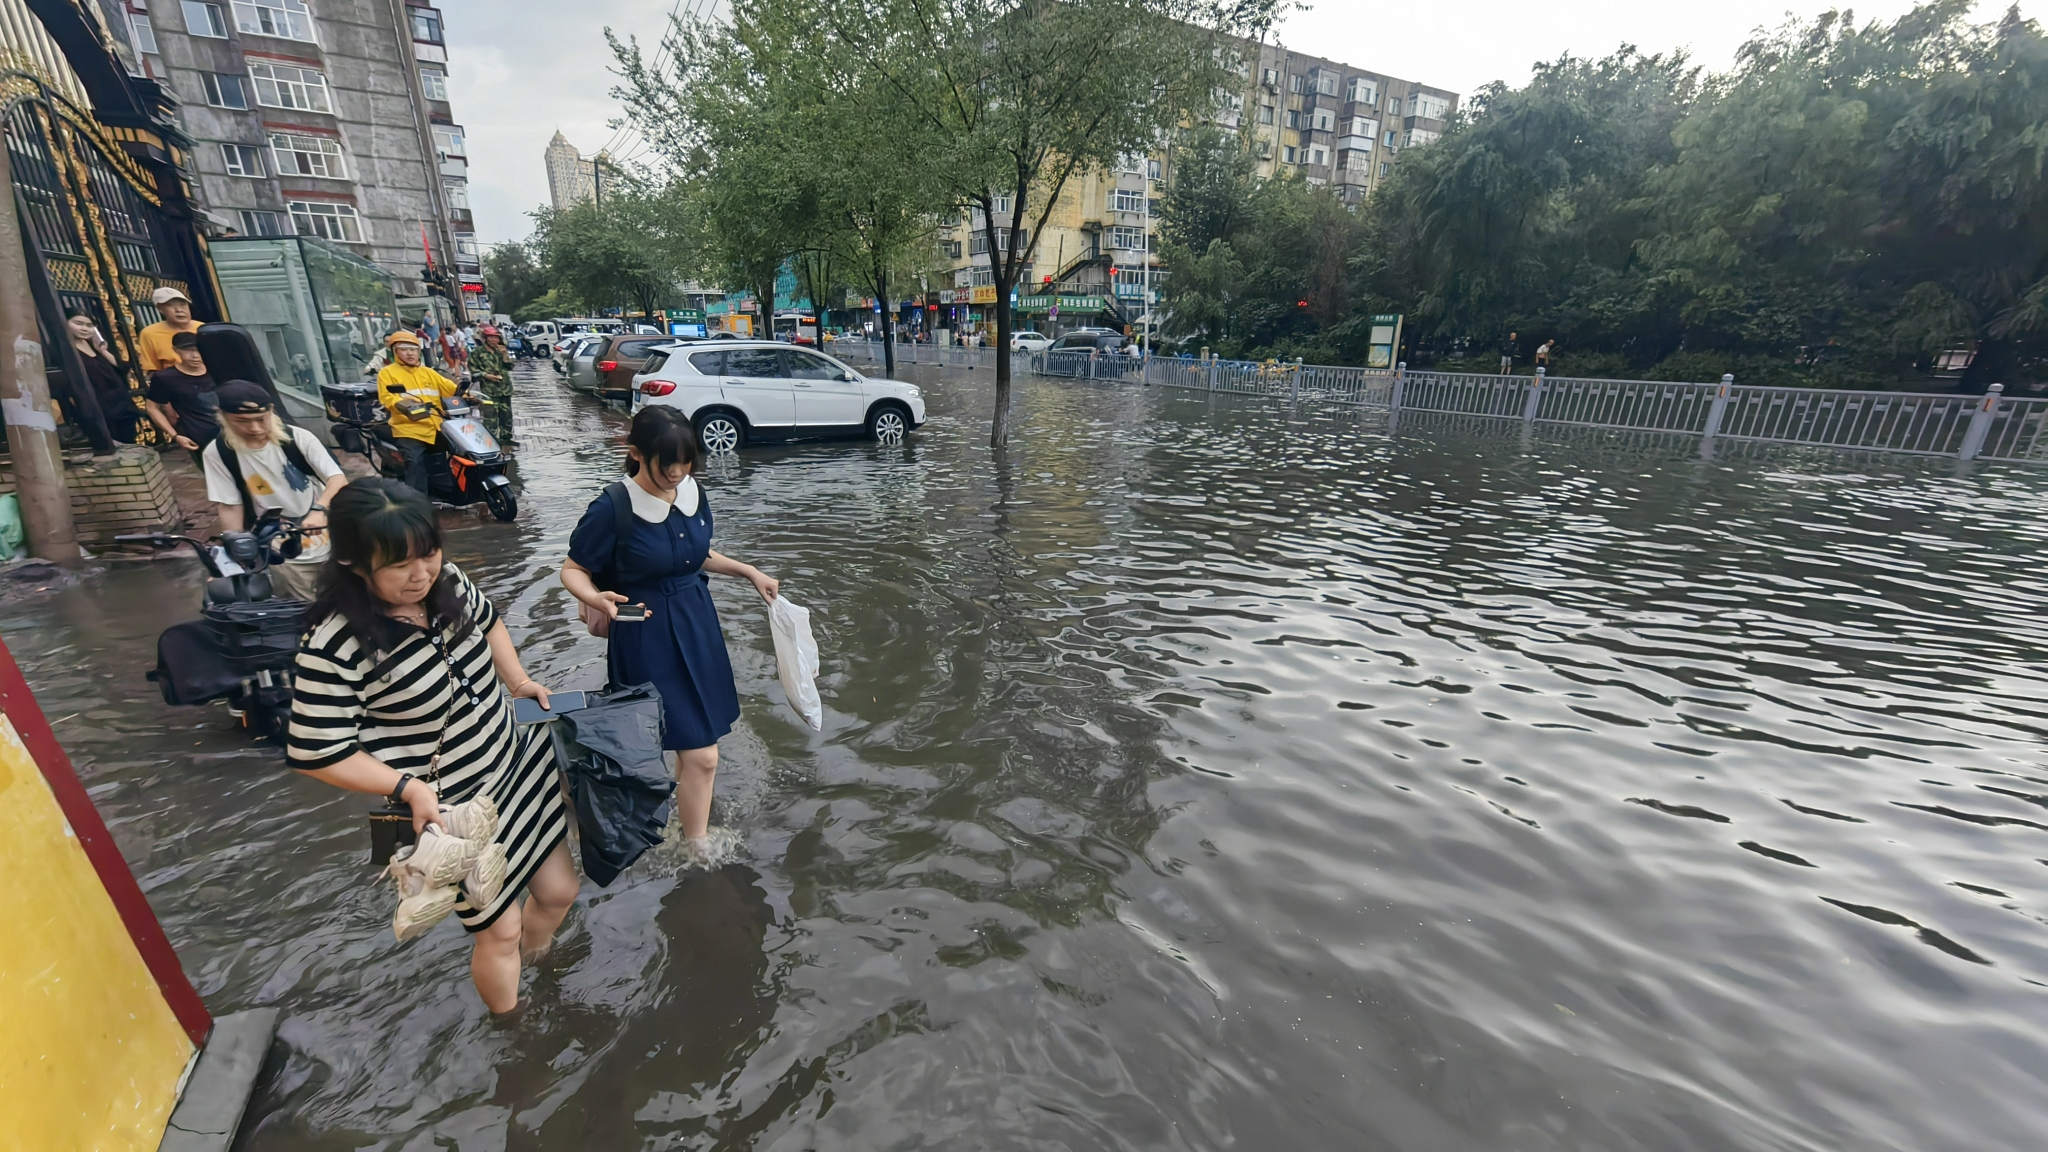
[606,481,633,584]
[213,440,259,526]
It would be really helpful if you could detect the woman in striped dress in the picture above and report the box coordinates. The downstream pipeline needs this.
[288,478,576,1014]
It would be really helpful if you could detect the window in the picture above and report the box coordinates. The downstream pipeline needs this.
[1311,109,1334,131]
[1346,117,1379,138]
[1257,104,1273,126]
[1260,67,1279,87]
[200,72,248,109]
[1113,188,1144,213]
[1148,158,1161,181]
[233,0,314,41]
[249,61,331,112]
[1109,225,1143,250]
[1342,148,1371,171]
[1285,109,1299,129]
[784,351,839,379]
[1315,71,1337,96]
[270,132,347,178]
[971,268,993,287]
[420,68,448,100]
[239,210,289,236]
[1348,78,1377,105]
[1312,146,1331,166]
[453,232,478,261]
[1379,161,1390,177]
[1411,93,1449,121]
[1404,128,1441,148]
[1384,130,1397,147]
[220,143,265,176]
[290,200,362,242]
[181,2,227,37]
[1282,145,1296,164]
[433,127,465,157]
[970,233,989,256]
[1288,73,1303,94]
[130,13,158,53]
[724,348,782,379]
[409,8,442,43]
[947,240,961,258]
[993,194,1011,214]
[443,181,469,210]
[687,350,726,375]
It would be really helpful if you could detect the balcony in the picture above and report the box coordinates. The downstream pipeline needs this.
[1337,134,1373,153]
[438,155,466,179]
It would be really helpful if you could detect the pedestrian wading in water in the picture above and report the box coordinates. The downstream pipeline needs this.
[561,406,780,863]
[287,478,578,1014]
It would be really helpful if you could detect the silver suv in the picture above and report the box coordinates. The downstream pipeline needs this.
[630,340,927,451]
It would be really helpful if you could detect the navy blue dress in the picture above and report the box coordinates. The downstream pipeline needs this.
[569,484,741,750]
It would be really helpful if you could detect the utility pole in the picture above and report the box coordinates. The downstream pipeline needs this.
[0,147,78,561]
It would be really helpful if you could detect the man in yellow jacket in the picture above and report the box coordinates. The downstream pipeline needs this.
[377,330,459,496]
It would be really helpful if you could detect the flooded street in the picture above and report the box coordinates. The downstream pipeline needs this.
[11,359,2048,1150]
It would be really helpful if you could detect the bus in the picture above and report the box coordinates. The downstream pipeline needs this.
[771,312,818,345]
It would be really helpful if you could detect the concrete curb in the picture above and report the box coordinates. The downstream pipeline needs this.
[157,1008,279,1152]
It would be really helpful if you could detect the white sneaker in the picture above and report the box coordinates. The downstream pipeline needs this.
[436,794,499,843]
[465,841,509,906]
[384,825,481,941]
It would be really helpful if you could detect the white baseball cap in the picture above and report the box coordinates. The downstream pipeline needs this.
[151,286,191,306]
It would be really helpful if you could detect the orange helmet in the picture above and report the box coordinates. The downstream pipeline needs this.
[479,325,501,338]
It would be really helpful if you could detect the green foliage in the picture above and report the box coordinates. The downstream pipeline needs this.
[1357,2,2048,385]
[530,183,696,319]
[1158,129,1366,361]
[482,241,548,319]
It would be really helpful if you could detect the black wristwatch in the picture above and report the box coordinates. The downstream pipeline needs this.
[390,773,414,805]
[307,503,325,513]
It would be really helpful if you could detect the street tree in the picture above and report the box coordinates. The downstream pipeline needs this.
[819,0,1279,446]
[482,240,548,319]
[531,182,696,321]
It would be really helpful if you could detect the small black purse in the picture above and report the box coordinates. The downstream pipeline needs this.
[368,799,417,865]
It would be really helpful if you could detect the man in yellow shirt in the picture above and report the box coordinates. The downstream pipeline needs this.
[137,286,203,373]
[376,331,459,495]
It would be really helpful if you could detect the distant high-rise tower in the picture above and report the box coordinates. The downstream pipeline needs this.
[545,131,599,210]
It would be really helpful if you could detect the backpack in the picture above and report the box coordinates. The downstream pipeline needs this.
[212,432,318,527]
[580,481,635,638]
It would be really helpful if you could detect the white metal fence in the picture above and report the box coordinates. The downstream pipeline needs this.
[1017,350,2048,466]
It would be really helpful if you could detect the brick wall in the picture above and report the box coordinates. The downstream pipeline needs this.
[0,446,184,545]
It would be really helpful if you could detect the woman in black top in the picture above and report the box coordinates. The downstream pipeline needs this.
[63,310,138,443]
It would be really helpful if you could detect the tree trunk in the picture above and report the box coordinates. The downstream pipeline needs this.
[991,272,1013,447]
[878,264,895,378]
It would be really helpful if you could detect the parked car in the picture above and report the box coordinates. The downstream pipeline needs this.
[1010,330,1053,353]
[587,334,679,402]
[1041,330,1134,378]
[564,336,607,393]
[630,340,926,452]
[554,333,603,379]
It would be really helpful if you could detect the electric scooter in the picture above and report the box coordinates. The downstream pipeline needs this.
[320,383,518,521]
[121,513,306,743]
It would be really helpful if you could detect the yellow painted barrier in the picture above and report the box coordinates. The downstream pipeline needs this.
[0,712,195,1150]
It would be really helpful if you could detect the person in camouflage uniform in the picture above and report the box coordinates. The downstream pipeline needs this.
[471,325,515,445]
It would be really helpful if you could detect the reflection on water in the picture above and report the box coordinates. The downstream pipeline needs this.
[10,362,2048,1149]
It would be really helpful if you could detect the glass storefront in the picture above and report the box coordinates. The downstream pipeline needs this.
[211,235,399,418]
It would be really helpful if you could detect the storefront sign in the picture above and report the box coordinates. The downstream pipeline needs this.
[665,309,705,322]
[969,285,997,304]
[1015,294,1108,314]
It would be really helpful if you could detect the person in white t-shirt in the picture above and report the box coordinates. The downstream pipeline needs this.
[201,381,348,600]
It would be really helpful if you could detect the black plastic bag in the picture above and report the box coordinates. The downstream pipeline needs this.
[549,682,674,887]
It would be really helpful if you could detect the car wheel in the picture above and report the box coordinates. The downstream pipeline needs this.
[696,411,746,453]
[868,404,909,445]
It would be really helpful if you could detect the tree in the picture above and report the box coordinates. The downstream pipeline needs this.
[819,0,1278,445]
[531,182,695,321]
[482,240,548,319]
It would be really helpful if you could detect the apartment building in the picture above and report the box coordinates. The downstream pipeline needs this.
[935,38,1456,337]
[115,0,478,309]
[545,130,598,210]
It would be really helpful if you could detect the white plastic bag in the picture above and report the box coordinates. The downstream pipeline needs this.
[769,595,823,730]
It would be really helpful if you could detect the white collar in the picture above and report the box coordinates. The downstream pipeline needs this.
[624,474,699,522]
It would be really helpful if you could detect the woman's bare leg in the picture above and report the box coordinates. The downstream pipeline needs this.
[673,745,719,839]
[471,903,524,1013]
[519,841,579,962]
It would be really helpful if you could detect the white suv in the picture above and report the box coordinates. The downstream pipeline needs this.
[630,340,927,452]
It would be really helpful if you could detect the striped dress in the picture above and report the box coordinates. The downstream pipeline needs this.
[287,563,568,931]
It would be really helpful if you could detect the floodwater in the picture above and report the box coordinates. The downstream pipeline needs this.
[10,360,2048,1150]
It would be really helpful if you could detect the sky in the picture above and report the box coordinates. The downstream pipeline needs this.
[441,0,2037,247]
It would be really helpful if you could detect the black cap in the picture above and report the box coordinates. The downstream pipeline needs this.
[215,380,274,414]
[171,331,200,350]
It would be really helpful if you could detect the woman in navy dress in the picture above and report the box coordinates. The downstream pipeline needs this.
[562,407,778,858]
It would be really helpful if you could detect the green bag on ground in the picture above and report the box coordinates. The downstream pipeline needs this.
[0,494,21,561]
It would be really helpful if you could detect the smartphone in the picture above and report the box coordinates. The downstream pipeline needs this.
[614,603,650,622]
[512,690,588,724]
